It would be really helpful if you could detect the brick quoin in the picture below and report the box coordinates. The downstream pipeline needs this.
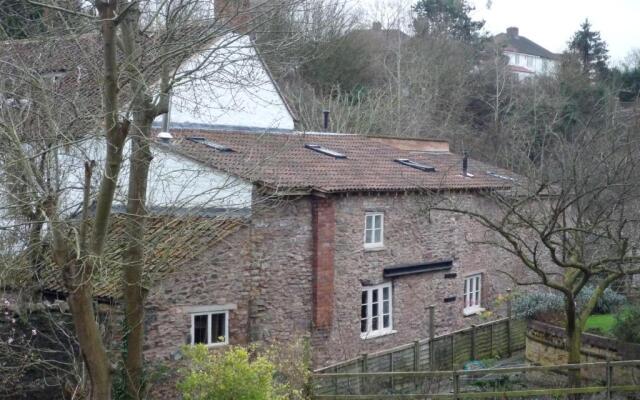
[312,196,335,330]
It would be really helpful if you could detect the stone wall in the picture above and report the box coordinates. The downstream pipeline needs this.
[248,191,314,343]
[310,192,527,367]
[142,189,536,375]
[144,224,252,362]
[526,320,640,380]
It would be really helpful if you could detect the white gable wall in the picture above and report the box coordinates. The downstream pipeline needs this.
[157,33,295,131]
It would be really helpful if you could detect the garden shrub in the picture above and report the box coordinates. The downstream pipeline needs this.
[612,306,640,344]
[177,345,282,400]
[512,287,626,320]
[576,286,626,314]
[264,337,312,400]
[512,291,564,319]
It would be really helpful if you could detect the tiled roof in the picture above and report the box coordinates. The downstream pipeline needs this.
[0,34,104,135]
[164,130,519,193]
[495,33,557,60]
[39,215,245,299]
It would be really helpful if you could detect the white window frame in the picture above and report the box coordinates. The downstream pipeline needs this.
[360,282,394,339]
[364,212,384,249]
[526,55,534,68]
[463,274,484,316]
[514,54,520,65]
[190,310,229,347]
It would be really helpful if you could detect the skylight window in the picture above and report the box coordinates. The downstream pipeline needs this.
[487,171,515,181]
[187,136,233,152]
[395,159,436,172]
[304,144,346,159]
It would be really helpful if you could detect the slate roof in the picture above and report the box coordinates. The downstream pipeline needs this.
[164,129,519,193]
[39,215,245,300]
[494,32,557,60]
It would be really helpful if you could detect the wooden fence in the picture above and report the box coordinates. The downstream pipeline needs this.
[312,360,640,399]
[316,309,527,373]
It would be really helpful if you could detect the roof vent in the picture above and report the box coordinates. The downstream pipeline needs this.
[395,158,436,172]
[157,131,173,144]
[187,136,233,152]
[305,144,346,159]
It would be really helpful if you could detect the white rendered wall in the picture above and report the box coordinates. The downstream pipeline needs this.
[57,138,252,216]
[156,33,295,131]
[505,51,557,75]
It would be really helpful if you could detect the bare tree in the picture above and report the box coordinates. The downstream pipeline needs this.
[0,0,302,398]
[429,117,640,383]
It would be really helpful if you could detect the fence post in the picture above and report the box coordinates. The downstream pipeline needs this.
[453,370,460,400]
[470,324,477,360]
[606,360,613,400]
[450,334,455,370]
[413,340,420,390]
[390,352,395,391]
[360,353,368,395]
[506,288,512,356]
[428,305,435,370]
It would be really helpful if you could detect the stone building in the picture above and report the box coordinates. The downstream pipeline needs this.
[126,129,525,368]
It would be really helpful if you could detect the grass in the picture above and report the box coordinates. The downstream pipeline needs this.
[584,314,615,336]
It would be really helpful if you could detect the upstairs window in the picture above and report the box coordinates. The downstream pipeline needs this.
[526,56,534,68]
[463,274,483,315]
[361,283,393,338]
[515,54,521,65]
[364,212,384,249]
[191,311,228,346]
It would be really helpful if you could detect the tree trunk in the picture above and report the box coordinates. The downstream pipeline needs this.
[565,297,582,390]
[67,267,113,400]
[123,116,153,400]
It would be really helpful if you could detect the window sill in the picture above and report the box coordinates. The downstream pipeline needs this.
[192,342,229,348]
[364,245,386,252]
[360,329,396,340]
[463,307,485,317]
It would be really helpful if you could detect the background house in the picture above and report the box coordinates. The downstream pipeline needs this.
[494,27,559,79]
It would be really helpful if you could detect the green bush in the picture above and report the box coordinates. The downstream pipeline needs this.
[512,292,564,319]
[177,345,282,400]
[576,286,626,314]
[612,306,640,344]
[512,287,626,320]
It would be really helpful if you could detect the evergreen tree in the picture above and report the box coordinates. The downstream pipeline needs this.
[0,0,45,39]
[413,0,485,43]
[568,19,609,79]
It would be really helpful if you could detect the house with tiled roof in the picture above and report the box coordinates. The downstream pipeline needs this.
[2,3,533,395]
[106,129,526,370]
[494,27,559,79]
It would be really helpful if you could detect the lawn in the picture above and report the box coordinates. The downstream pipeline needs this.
[584,314,615,336]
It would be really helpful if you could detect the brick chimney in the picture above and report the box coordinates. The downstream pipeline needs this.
[506,27,519,38]
[215,0,251,34]
[372,21,382,31]
[311,197,335,330]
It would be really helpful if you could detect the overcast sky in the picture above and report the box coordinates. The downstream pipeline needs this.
[468,0,640,64]
[359,0,640,65]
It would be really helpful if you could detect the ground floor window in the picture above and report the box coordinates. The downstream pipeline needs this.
[463,274,483,315]
[361,282,393,338]
[191,310,228,346]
